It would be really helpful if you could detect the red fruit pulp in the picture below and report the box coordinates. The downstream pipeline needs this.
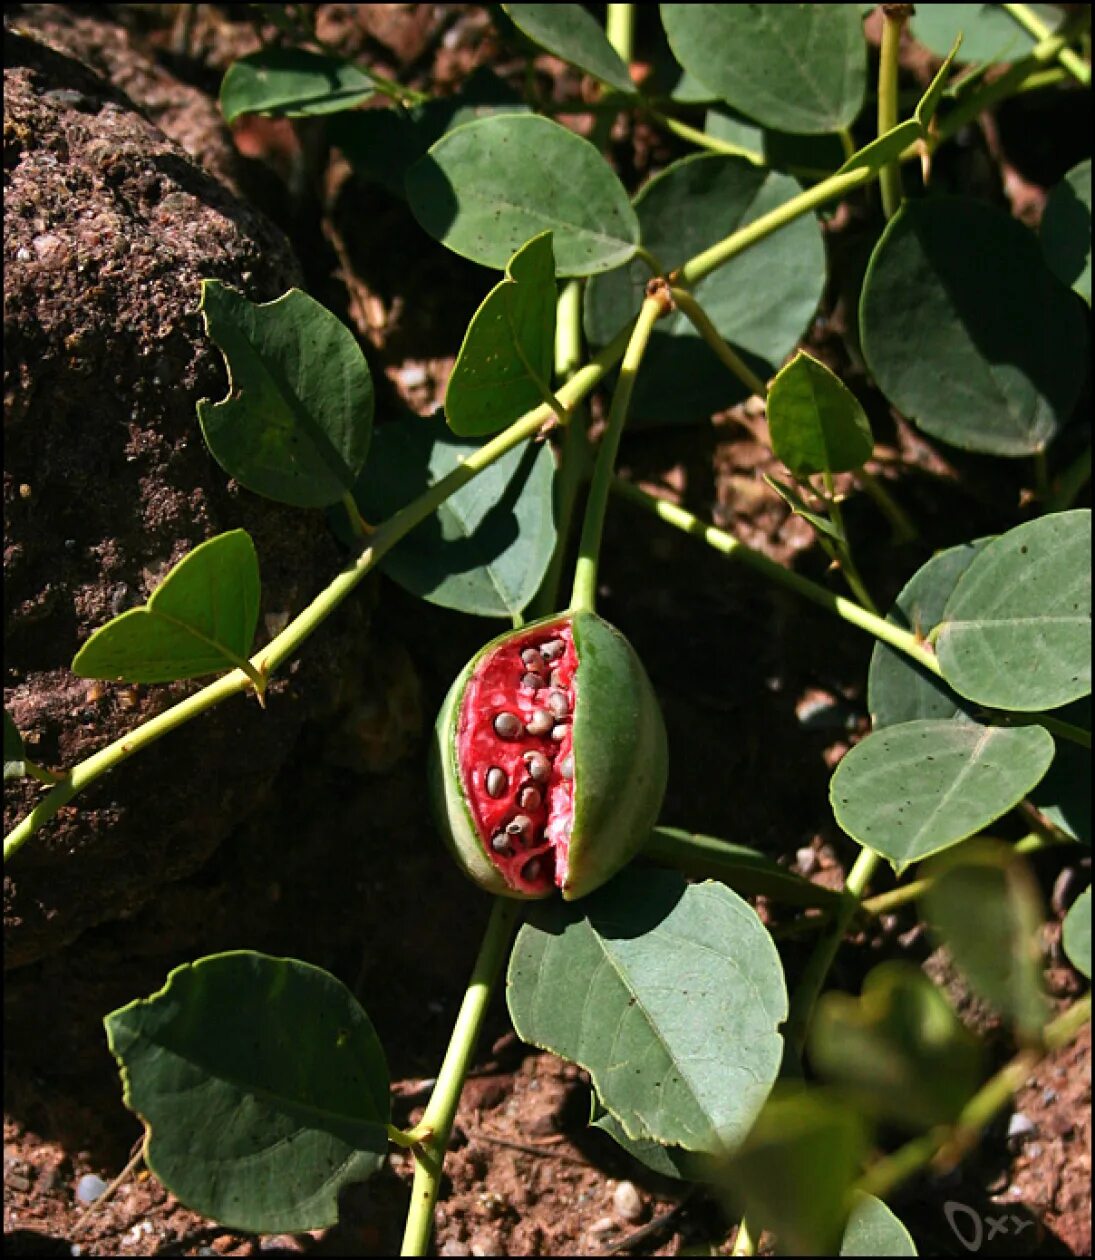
[456,623,577,895]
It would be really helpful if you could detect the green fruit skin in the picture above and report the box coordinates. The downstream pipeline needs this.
[429,610,668,901]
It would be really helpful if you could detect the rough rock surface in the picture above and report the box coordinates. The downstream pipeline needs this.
[2,24,370,968]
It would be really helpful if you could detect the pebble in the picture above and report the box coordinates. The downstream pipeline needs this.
[1007,1111,1037,1142]
[588,1216,618,1235]
[796,846,819,876]
[438,1242,471,1257]
[612,1179,644,1223]
[1042,1087,1058,1104]
[75,1173,108,1203]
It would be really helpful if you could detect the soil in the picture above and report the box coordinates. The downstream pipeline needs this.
[4,6,1091,1257]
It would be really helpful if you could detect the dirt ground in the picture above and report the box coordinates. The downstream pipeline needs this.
[4,5,1091,1256]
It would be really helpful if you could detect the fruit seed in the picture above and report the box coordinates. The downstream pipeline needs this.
[541,639,565,660]
[518,785,542,811]
[523,752,551,782]
[506,814,533,839]
[485,767,507,798]
[520,672,544,690]
[546,689,570,718]
[521,648,546,671]
[560,754,574,779]
[490,832,510,852]
[525,709,553,737]
[550,723,569,741]
[493,712,521,738]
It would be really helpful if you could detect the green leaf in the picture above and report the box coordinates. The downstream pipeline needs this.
[810,961,984,1129]
[705,107,846,176]
[721,1088,870,1256]
[1030,698,1091,844]
[936,511,1091,712]
[507,868,787,1154]
[830,720,1055,871]
[105,952,389,1233]
[220,48,375,122]
[841,1192,918,1256]
[406,114,639,276]
[914,34,963,130]
[922,842,1050,1040]
[1062,886,1091,980]
[502,4,636,96]
[860,198,1088,457]
[763,474,844,541]
[346,414,556,618]
[642,826,846,910]
[868,540,994,728]
[72,531,261,685]
[197,282,374,508]
[445,232,558,437]
[4,710,26,781]
[835,119,923,176]
[768,351,874,476]
[585,155,826,425]
[660,4,867,135]
[590,1104,716,1182]
[910,4,1061,63]
[1041,159,1092,306]
[329,67,528,199]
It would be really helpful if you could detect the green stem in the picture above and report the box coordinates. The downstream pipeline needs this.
[400,898,521,1256]
[877,6,907,220]
[605,4,634,63]
[646,108,765,165]
[641,829,846,910]
[1046,444,1092,513]
[571,296,665,614]
[821,471,878,614]
[1033,450,1050,501]
[854,469,918,543]
[784,849,880,1062]
[340,489,370,540]
[4,331,633,863]
[634,243,667,275]
[1003,3,1091,84]
[611,479,943,675]
[859,995,1091,1201]
[670,287,767,397]
[1008,711,1092,750]
[527,282,593,621]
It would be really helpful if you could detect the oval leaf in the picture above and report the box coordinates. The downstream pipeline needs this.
[4,710,27,781]
[722,1089,870,1256]
[585,154,825,425]
[1030,699,1091,843]
[72,531,260,684]
[910,4,1058,63]
[446,231,558,436]
[329,67,528,199]
[406,114,638,276]
[220,48,375,122]
[347,414,556,618]
[922,842,1050,1040]
[810,961,984,1129]
[868,539,994,728]
[1041,159,1091,306]
[591,1104,716,1182]
[936,510,1091,712]
[841,1193,918,1257]
[104,951,390,1233]
[198,282,374,509]
[506,868,788,1154]
[1062,886,1091,980]
[660,4,866,135]
[860,198,1088,456]
[503,4,636,96]
[768,351,874,476]
[830,719,1055,870]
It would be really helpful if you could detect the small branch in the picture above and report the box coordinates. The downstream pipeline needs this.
[1003,3,1091,85]
[877,6,911,219]
[670,287,767,398]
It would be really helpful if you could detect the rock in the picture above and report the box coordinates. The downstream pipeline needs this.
[612,1179,645,1223]
[2,22,374,974]
[1007,1112,1037,1142]
[74,1173,108,1203]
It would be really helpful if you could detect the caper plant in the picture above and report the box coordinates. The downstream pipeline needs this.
[4,5,1091,1256]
